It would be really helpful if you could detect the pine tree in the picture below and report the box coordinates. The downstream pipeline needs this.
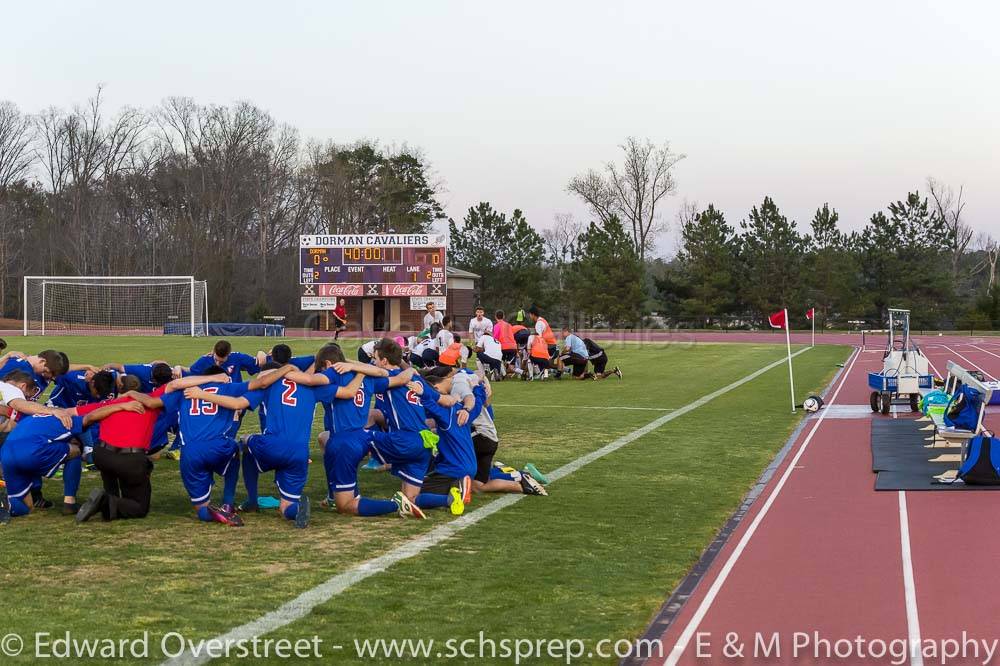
[737,197,805,321]
[675,204,738,321]
[568,216,645,327]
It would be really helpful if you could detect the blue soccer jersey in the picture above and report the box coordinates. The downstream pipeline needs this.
[238,378,336,445]
[48,370,91,408]
[321,368,388,434]
[420,384,485,479]
[189,352,260,381]
[382,369,429,432]
[123,363,158,392]
[0,414,84,498]
[0,357,47,398]
[160,382,244,445]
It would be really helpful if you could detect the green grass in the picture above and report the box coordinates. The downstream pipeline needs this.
[0,336,850,664]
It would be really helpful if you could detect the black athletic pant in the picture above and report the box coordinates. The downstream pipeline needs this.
[93,445,153,520]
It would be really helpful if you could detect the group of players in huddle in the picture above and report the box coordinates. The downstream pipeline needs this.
[0,334,554,529]
[399,302,622,382]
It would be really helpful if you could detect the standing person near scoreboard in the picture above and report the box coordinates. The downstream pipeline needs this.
[331,298,348,340]
[423,301,444,331]
[468,307,493,342]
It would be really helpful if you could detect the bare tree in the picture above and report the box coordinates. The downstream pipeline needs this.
[0,101,35,189]
[972,231,999,292]
[927,176,972,280]
[567,137,684,262]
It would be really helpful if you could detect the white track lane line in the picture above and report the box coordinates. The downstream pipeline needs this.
[662,347,861,666]
[898,491,924,666]
[941,345,997,380]
[162,348,814,666]
[969,345,1000,366]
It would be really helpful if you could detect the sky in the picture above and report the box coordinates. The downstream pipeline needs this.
[5,0,998,258]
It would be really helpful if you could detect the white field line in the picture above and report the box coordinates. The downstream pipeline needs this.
[493,403,673,411]
[662,346,860,665]
[162,348,814,666]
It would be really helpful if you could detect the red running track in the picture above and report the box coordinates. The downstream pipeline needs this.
[637,340,1000,666]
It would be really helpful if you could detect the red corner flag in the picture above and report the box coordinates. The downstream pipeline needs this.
[806,308,815,320]
[768,310,786,329]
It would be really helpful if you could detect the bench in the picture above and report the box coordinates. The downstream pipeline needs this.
[928,362,993,454]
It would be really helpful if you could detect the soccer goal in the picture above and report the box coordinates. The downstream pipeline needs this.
[23,276,209,336]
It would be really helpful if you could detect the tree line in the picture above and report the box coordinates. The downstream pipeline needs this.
[0,90,443,322]
[2,90,996,330]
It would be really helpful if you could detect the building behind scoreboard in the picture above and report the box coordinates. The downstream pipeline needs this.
[334,265,480,333]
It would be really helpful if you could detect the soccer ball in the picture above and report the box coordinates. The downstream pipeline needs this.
[802,395,824,413]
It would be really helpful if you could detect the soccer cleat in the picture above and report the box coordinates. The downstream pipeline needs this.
[238,499,260,513]
[162,449,181,461]
[392,491,427,519]
[614,366,623,379]
[294,496,312,529]
[459,475,472,505]
[33,497,54,510]
[520,474,548,496]
[363,457,382,471]
[75,488,107,523]
[0,490,10,525]
[62,502,80,516]
[523,463,550,486]
[207,504,244,527]
[448,487,465,516]
[220,503,238,516]
[320,496,334,509]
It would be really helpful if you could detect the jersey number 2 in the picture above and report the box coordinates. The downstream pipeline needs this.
[281,379,298,407]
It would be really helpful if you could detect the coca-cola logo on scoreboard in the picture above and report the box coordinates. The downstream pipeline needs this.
[382,284,427,297]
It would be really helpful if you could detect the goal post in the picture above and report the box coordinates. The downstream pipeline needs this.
[23,276,209,336]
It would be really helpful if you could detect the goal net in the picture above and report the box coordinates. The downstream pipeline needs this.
[23,276,208,336]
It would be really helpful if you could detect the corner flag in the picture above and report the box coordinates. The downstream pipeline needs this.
[770,308,796,412]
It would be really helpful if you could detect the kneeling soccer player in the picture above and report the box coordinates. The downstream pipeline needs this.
[0,404,142,524]
[284,344,422,518]
[186,363,335,528]
[366,339,463,515]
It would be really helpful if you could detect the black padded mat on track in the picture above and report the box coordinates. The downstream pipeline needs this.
[870,419,999,490]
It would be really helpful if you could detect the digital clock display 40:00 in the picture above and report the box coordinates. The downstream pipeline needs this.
[341,247,403,265]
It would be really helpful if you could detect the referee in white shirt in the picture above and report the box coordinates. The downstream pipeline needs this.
[423,302,444,331]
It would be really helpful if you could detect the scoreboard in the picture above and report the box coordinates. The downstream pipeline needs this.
[299,234,447,307]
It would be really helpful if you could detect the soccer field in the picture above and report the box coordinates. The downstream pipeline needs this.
[0,337,850,664]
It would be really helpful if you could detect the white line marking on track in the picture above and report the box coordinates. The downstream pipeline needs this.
[663,346,860,666]
[970,345,1000,367]
[898,491,924,666]
[162,349,814,666]
[941,345,997,380]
